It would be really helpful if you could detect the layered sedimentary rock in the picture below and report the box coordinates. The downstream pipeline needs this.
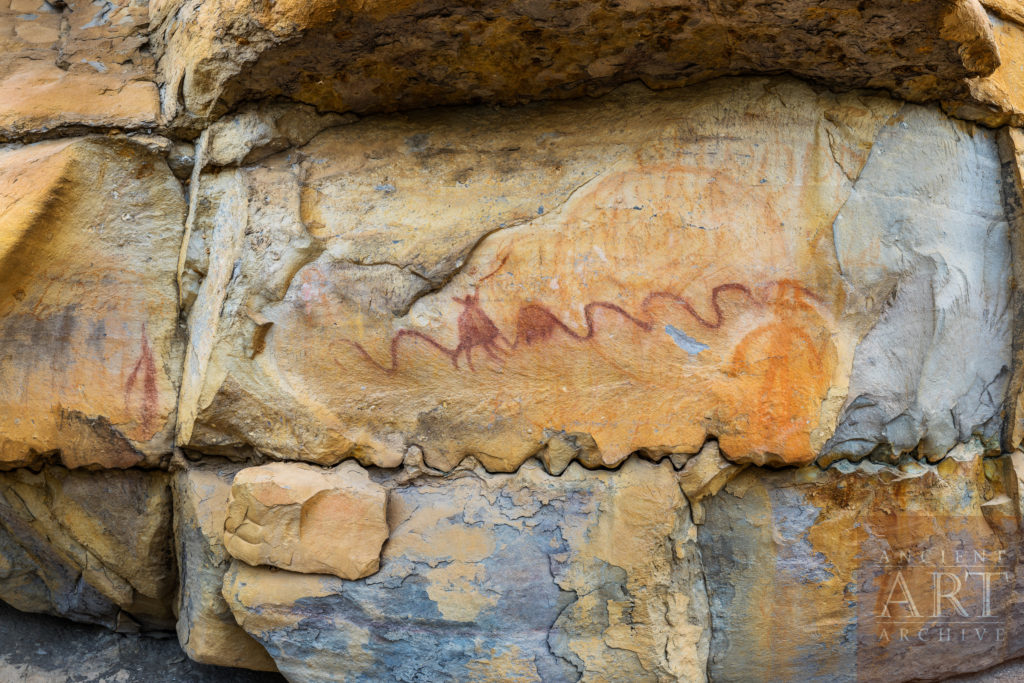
[222,459,709,682]
[152,0,1004,123]
[0,0,159,141]
[0,468,174,631]
[946,8,1024,125]
[223,461,388,580]
[4,0,1024,681]
[1001,127,1024,454]
[701,444,1024,682]
[172,461,276,670]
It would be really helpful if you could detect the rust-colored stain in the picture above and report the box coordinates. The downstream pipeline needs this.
[720,281,834,462]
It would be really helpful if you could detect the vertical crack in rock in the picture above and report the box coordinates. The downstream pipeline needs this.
[176,127,210,308]
[175,164,248,446]
[700,544,714,683]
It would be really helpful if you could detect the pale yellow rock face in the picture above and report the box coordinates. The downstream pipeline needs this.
[0,138,184,469]
[171,463,277,671]
[223,461,389,580]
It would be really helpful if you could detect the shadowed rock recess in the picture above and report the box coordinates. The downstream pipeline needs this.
[5,0,1024,681]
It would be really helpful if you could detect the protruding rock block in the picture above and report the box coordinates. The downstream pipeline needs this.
[676,440,747,525]
[224,462,388,580]
[172,462,277,671]
[0,137,185,470]
[203,102,351,168]
[945,7,1024,126]
[0,467,175,631]
[222,459,709,682]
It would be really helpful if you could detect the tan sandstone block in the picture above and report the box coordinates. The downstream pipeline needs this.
[946,10,1024,125]
[224,462,388,580]
[0,63,159,140]
[701,446,1024,682]
[172,463,277,671]
[0,0,158,139]
[0,467,175,631]
[221,459,708,682]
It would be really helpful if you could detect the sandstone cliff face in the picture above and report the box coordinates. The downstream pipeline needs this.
[3,0,1024,681]
[152,0,1002,124]
[0,0,158,140]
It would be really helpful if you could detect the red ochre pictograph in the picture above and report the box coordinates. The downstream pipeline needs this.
[341,261,824,375]
[125,323,159,431]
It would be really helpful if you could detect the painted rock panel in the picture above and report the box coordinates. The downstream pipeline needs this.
[183,77,1011,470]
[0,137,185,469]
[222,459,709,682]
[701,447,1024,682]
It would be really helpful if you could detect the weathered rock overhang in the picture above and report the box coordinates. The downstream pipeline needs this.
[152,0,1009,126]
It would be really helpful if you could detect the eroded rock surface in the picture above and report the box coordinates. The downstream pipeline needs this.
[172,461,277,671]
[0,0,159,141]
[3,0,1024,680]
[702,445,1024,682]
[151,0,1006,124]
[0,468,175,631]
[222,459,709,682]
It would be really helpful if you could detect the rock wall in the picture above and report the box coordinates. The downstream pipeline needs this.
[3,0,1024,681]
